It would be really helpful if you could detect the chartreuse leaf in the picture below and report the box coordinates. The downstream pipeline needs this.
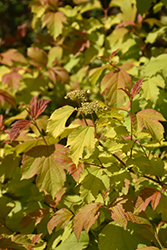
[73,202,102,240]
[144,54,167,77]
[54,231,89,250]
[67,126,97,166]
[79,167,110,203]
[97,108,124,128]
[98,222,150,250]
[142,75,165,104]
[42,12,66,40]
[21,145,66,198]
[136,109,166,142]
[47,105,75,139]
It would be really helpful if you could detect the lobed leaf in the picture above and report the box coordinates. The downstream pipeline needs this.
[30,98,50,119]
[2,72,22,91]
[21,144,66,198]
[42,11,66,40]
[47,208,73,234]
[9,119,31,142]
[101,69,132,107]
[136,109,166,142]
[73,202,102,240]
[0,89,16,108]
[47,105,75,139]
[67,126,97,166]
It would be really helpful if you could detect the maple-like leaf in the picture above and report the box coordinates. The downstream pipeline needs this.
[47,105,75,139]
[21,144,66,198]
[47,208,73,234]
[48,66,69,83]
[109,202,128,230]
[30,98,50,119]
[0,89,16,108]
[42,11,66,40]
[27,47,48,68]
[101,69,132,107]
[9,119,31,142]
[131,78,143,99]
[73,202,102,240]
[139,188,161,212]
[67,126,97,166]
[136,109,166,142]
[0,49,27,66]
[2,72,23,91]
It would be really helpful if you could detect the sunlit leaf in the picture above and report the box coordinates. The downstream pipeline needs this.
[42,11,66,40]
[136,109,166,142]
[0,49,27,66]
[73,202,102,240]
[47,208,73,234]
[55,231,89,250]
[101,69,132,107]
[47,105,75,139]
[2,72,22,91]
[67,126,97,166]
[21,144,66,198]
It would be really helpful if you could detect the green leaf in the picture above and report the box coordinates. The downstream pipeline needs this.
[67,126,97,166]
[73,202,102,240]
[101,69,132,107]
[136,0,153,15]
[0,196,15,219]
[98,222,150,250]
[42,11,66,40]
[89,64,109,86]
[54,231,89,250]
[21,145,66,198]
[79,167,110,203]
[0,154,20,181]
[47,105,75,139]
[136,109,166,142]
[156,193,167,222]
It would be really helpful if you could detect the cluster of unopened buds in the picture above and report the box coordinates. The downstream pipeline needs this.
[65,90,88,102]
[78,101,105,115]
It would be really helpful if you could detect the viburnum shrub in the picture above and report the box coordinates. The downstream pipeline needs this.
[1,0,167,249]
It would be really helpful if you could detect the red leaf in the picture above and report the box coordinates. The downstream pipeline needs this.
[109,49,119,60]
[30,98,50,119]
[2,72,22,91]
[27,47,48,68]
[0,89,16,108]
[10,119,31,142]
[73,202,102,240]
[68,162,84,182]
[131,78,143,98]
[138,188,161,211]
[109,203,128,230]
[31,234,43,245]
[47,208,73,234]
[0,49,27,66]
[0,115,5,132]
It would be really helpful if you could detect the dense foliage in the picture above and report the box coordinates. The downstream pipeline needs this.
[1,0,167,249]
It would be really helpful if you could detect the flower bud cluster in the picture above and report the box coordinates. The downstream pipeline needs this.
[78,101,104,115]
[65,90,88,102]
